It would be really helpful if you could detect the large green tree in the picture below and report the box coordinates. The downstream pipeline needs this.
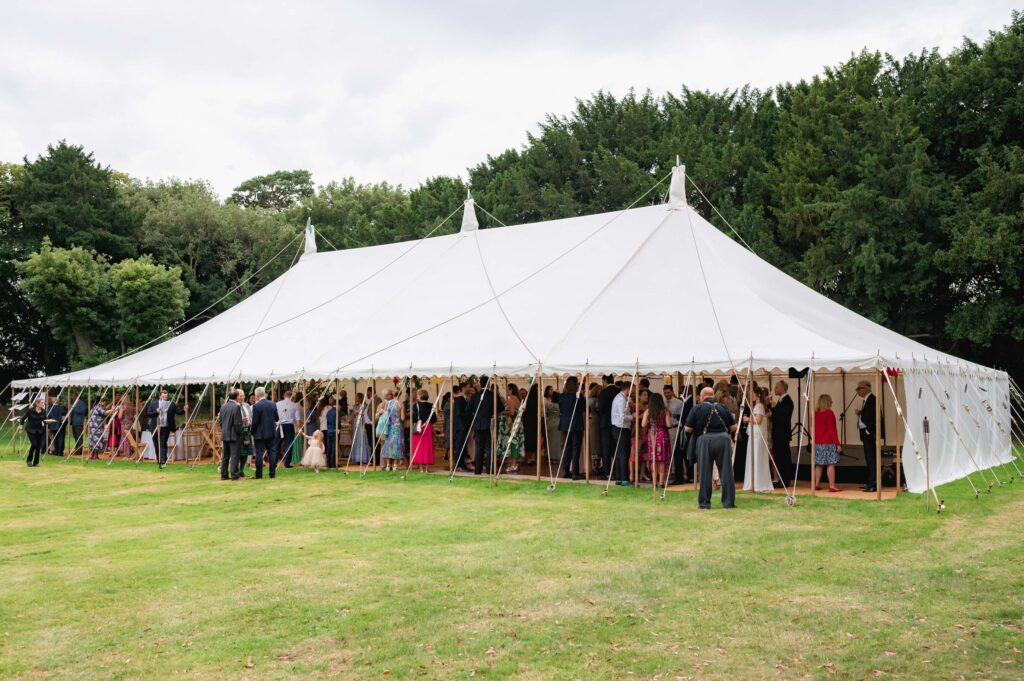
[228,170,314,210]
[11,141,136,259]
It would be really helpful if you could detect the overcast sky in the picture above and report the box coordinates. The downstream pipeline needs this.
[1,1,1018,198]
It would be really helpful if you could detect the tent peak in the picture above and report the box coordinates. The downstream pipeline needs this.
[667,162,687,210]
[301,217,317,258]
[460,195,479,233]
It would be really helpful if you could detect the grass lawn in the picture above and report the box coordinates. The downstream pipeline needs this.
[1,427,1022,680]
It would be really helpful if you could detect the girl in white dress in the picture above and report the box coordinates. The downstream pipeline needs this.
[744,387,773,492]
[300,429,327,472]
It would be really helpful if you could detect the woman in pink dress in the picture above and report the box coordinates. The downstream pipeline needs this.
[410,389,437,472]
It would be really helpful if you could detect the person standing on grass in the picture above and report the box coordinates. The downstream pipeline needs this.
[20,398,47,467]
[410,389,437,473]
[275,389,300,468]
[219,389,245,481]
[145,389,185,469]
[70,392,89,457]
[87,397,110,459]
[45,392,67,457]
[250,387,279,479]
[685,387,737,509]
[814,394,842,493]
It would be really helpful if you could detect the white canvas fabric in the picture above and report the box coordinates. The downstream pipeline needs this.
[14,171,1012,492]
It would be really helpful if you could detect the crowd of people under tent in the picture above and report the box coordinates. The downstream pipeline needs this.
[14,372,882,497]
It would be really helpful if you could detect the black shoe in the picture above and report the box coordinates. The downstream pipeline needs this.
[863,485,877,493]
[159,463,166,469]
[572,475,582,481]
[269,474,275,479]
[255,474,263,479]
[220,477,229,481]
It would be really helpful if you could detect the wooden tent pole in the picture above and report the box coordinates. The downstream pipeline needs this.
[536,374,543,481]
[810,370,817,496]
[449,375,455,475]
[584,371,591,483]
[633,365,640,488]
[373,376,379,471]
[875,368,883,501]
[491,376,497,483]
[894,371,902,494]
[840,369,847,447]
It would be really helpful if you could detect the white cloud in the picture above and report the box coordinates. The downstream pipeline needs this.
[0,0,1017,197]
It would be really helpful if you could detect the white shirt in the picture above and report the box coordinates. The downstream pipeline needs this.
[611,391,633,429]
[666,396,683,426]
[276,398,300,425]
[857,392,872,430]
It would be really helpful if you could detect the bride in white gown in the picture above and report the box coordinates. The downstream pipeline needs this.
[744,387,774,492]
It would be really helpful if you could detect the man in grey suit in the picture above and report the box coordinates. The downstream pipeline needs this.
[219,389,245,480]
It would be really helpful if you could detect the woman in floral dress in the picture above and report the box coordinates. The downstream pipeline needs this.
[87,398,110,459]
[377,390,406,470]
[498,383,524,472]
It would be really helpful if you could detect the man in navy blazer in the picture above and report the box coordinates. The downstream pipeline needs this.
[250,386,279,479]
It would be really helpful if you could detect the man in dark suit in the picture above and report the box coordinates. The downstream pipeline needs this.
[70,392,89,457]
[770,380,794,486]
[219,389,245,480]
[250,386,279,479]
[671,389,695,484]
[597,375,618,478]
[45,392,68,456]
[145,389,186,468]
[855,379,881,492]
[450,384,470,470]
[469,378,502,475]
[558,376,585,480]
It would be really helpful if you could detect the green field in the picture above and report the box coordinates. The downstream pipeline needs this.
[1,429,1023,679]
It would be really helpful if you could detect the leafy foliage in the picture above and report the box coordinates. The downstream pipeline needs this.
[228,169,314,210]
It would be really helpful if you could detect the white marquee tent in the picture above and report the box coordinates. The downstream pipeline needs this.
[12,166,1013,494]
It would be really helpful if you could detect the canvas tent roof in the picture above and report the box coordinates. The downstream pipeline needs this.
[10,167,1001,387]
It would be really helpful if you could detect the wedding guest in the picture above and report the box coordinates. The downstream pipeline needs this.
[300,429,326,472]
[854,380,881,492]
[276,389,300,468]
[469,378,501,475]
[543,386,561,471]
[250,387,280,479]
[45,392,67,457]
[557,376,585,480]
[349,392,372,465]
[685,387,737,509]
[145,389,185,469]
[611,381,633,485]
[598,375,618,479]
[377,389,405,470]
[410,389,437,472]
[499,383,524,472]
[219,389,245,480]
[770,380,794,487]
[69,392,88,457]
[522,383,539,466]
[323,396,337,468]
[814,393,842,492]
[21,398,47,467]
[87,397,110,459]
[642,392,672,488]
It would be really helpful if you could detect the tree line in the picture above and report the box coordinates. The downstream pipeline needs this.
[1,12,1021,389]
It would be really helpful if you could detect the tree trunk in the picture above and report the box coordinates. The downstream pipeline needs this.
[72,328,95,355]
